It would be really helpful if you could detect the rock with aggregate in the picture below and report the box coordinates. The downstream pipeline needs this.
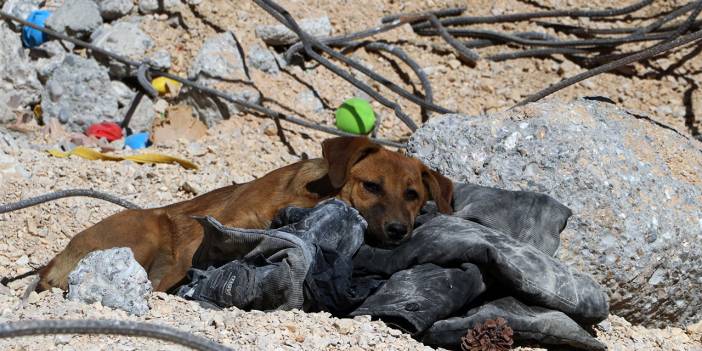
[147,49,172,70]
[41,54,120,131]
[33,40,75,82]
[255,16,332,46]
[111,80,136,108]
[0,130,31,156]
[109,81,157,132]
[123,95,156,133]
[0,150,29,181]
[138,0,180,14]
[1,0,43,30]
[407,99,702,328]
[90,21,154,78]
[0,23,41,124]
[180,31,261,127]
[296,89,324,113]
[67,247,152,316]
[45,0,103,38]
[247,44,279,74]
[95,0,134,20]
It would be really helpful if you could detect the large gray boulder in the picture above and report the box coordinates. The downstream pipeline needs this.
[180,31,261,127]
[68,247,152,316]
[407,99,702,327]
[41,54,120,131]
[46,0,103,38]
[0,23,41,123]
[91,21,154,78]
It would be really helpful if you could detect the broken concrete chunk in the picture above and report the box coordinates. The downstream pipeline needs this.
[40,54,120,132]
[95,0,134,20]
[248,44,279,74]
[123,95,156,133]
[296,89,324,113]
[68,247,152,316]
[91,21,154,78]
[138,0,180,14]
[33,40,75,82]
[46,0,103,38]
[111,80,136,108]
[180,31,261,127]
[1,0,43,30]
[147,49,172,71]
[0,23,41,121]
[0,149,30,181]
[255,16,331,46]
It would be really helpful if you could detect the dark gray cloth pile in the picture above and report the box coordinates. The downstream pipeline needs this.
[177,183,609,350]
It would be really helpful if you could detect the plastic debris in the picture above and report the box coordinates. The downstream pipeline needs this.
[151,76,181,96]
[85,121,123,142]
[21,10,51,48]
[48,146,198,170]
[124,132,150,150]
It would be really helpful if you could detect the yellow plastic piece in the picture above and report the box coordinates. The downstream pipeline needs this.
[47,146,198,170]
[151,77,182,95]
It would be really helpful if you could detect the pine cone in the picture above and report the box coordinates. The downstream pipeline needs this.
[460,317,514,351]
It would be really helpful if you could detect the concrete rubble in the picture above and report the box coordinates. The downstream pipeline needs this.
[408,99,702,327]
[67,247,152,316]
[255,16,332,46]
[45,0,103,38]
[40,54,120,131]
[180,31,262,127]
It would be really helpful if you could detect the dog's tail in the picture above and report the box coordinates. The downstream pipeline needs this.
[2,266,42,305]
[0,189,141,214]
[1,267,41,286]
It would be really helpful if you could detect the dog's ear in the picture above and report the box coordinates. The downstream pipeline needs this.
[322,136,381,189]
[422,167,454,214]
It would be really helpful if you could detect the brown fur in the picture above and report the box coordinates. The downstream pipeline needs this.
[37,137,453,292]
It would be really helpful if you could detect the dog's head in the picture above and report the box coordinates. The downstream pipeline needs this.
[322,136,453,248]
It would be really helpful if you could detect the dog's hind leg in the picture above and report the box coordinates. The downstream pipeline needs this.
[37,209,163,291]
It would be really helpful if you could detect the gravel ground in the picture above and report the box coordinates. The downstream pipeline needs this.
[2,0,702,349]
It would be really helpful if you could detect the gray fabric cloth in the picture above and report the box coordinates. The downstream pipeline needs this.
[177,183,609,350]
[179,198,367,310]
[352,214,608,325]
[417,183,572,256]
[423,297,606,351]
[350,263,486,335]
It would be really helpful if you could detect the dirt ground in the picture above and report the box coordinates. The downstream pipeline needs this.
[2,0,702,349]
[139,0,702,143]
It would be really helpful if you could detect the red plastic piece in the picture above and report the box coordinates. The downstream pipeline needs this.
[85,122,123,142]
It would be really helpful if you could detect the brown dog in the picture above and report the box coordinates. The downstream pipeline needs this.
[37,136,453,292]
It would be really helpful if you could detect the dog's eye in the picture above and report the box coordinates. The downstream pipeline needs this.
[404,189,419,201]
[363,181,382,194]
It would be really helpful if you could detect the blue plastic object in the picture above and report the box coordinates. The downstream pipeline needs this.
[21,10,52,48]
[124,132,150,150]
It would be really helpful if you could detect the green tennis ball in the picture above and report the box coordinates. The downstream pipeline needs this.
[335,98,376,135]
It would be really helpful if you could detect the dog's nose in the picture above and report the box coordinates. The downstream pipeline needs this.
[385,222,408,241]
